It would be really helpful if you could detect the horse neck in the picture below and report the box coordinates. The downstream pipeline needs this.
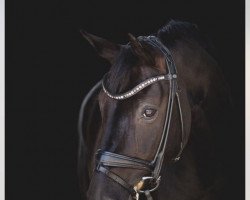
[171,39,232,131]
[159,40,232,197]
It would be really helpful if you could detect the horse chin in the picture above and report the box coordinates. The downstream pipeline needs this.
[87,172,131,200]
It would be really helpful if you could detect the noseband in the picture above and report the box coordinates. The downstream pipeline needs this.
[79,36,187,200]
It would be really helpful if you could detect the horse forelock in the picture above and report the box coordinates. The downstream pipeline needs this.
[105,45,137,94]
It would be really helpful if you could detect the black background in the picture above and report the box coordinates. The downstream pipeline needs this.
[6,0,245,200]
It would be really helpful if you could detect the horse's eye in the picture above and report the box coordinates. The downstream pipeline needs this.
[143,108,157,118]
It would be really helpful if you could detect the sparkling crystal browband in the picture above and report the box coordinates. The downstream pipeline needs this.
[102,73,177,100]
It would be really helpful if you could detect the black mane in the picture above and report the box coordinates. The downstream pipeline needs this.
[157,19,217,58]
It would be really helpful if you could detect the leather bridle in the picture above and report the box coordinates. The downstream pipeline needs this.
[78,36,187,200]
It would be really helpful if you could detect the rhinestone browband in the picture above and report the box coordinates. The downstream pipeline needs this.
[102,73,177,100]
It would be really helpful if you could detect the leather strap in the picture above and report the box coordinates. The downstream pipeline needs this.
[97,150,153,171]
[145,190,153,200]
[152,73,177,178]
[173,91,185,161]
[138,36,177,75]
[96,165,136,196]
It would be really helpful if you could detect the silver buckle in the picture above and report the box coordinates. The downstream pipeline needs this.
[136,176,161,193]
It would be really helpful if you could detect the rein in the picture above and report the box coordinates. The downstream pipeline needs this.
[78,36,187,200]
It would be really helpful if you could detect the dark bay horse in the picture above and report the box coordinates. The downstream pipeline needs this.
[78,20,233,200]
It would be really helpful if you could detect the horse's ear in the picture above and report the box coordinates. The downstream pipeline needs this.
[128,33,154,65]
[80,30,121,64]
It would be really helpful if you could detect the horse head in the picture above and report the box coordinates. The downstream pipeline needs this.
[81,30,191,200]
